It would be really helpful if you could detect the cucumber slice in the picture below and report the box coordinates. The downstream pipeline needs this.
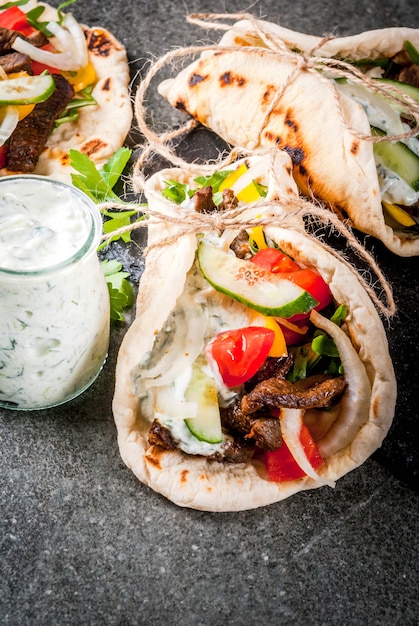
[374,77,419,111]
[0,74,55,105]
[197,240,318,318]
[372,127,419,191]
[184,356,222,443]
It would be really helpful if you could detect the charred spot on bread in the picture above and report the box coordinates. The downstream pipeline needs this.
[80,138,107,157]
[285,111,299,132]
[188,72,207,87]
[264,130,282,146]
[175,99,187,111]
[284,145,305,166]
[219,71,246,87]
[101,77,112,92]
[262,84,277,105]
[87,28,121,57]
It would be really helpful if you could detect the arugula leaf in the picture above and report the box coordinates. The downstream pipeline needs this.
[57,0,78,21]
[70,147,131,203]
[288,304,347,381]
[0,1,31,9]
[162,179,191,204]
[193,170,233,193]
[101,259,134,322]
[55,86,97,127]
[26,6,53,36]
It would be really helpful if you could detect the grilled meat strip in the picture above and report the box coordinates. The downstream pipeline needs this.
[6,74,75,172]
[221,402,282,451]
[0,26,48,54]
[241,374,346,414]
[0,51,32,74]
[148,418,255,463]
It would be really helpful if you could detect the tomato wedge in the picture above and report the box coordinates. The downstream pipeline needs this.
[0,7,34,36]
[262,422,324,481]
[207,326,275,388]
[251,248,332,319]
[251,248,300,273]
[282,269,333,321]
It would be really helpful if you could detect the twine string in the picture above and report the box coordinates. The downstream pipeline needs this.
[98,189,395,318]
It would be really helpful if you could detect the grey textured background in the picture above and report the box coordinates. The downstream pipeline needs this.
[1,1,418,625]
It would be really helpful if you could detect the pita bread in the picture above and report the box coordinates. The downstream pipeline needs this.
[158,20,419,256]
[112,154,396,511]
[0,2,132,182]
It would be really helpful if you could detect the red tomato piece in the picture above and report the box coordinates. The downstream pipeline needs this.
[282,269,333,321]
[207,326,275,388]
[251,249,333,320]
[251,248,300,273]
[31,44,61,75]
[262,422,324,481]
[278,318,309,346]
[0,7,34,35]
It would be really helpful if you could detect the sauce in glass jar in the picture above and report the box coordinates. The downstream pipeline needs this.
[0,175,110,410]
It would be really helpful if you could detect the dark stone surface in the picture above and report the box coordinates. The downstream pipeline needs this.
[1,1,418,625]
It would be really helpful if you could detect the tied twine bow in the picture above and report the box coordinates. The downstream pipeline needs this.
[102,12,407,318]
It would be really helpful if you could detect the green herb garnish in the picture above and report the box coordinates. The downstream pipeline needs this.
[98,209,145,252]
[101,260,134,322]
[162,170,237,205]
[70,147,132,203]
[70,147,143,321]
[288,304,347,381]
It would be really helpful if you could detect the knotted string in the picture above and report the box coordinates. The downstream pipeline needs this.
[99,184,395,318]
[105,12,410,319]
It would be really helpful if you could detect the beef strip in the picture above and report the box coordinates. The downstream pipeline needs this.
[148,417,255,462]
[229,230,251,259]
[193,186,216,213]
[0,26,48,54]
[0,51,32,74]
[148,419,178,450]
[6,74,75,172]
[218,188,238,211]
[209,438,255,463]
[245,354,294,390]
[241,374,347,414]
[220,402,282,450]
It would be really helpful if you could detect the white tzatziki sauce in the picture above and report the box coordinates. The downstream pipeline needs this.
[137,259,249,456]
[0,176,110,410]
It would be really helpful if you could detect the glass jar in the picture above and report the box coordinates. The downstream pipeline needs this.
[0,175,110,410]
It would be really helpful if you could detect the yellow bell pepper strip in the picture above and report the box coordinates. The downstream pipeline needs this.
[249,311,288,357]
[219,162,261,202]
[62,62,96,93]
[382,199,416,227]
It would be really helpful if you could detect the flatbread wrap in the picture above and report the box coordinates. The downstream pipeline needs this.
[112,152,397,511]
[0,0,132,181]
[158,17,419,256]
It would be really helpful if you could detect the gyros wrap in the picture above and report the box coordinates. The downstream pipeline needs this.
[0,1,132,181]
[158,19,419,256]
[112,152,396,511]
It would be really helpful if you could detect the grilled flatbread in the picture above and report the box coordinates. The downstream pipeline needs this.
[158,19,419,255]
[0,1,132,181]
[113,153,396,511]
